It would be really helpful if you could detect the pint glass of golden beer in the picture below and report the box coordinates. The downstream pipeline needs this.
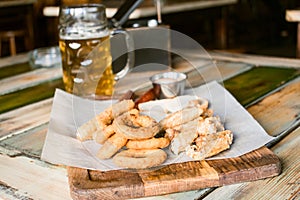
[58,4,133,98]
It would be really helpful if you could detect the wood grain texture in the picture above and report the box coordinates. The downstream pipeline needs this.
[68,147,280,200]
[185,61,252,88]
[0,124,47,157]
[173,58,252,86]
[248,77,300,137]
[0,79,63,114]
[202,127,300,200]
[132,188,213,200]
[224,66,299,106]
[0,62,31,80]
[0,154,70,200]
[210,50,300,68]
[0,98,52,139]
[0,53,28,68]
[0,67,62,95]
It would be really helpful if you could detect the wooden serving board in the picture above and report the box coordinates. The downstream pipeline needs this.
[68,146,281,200]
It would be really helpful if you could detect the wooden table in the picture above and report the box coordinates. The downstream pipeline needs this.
[0,50,299,199]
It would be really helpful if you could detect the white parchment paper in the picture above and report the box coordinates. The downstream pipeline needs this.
[41,81,274,171]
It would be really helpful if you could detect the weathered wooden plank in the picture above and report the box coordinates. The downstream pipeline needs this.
[224,66,299,106]
[0,98,52,139]
[173,56,252,79]
[247,77,300,137]
[68,147,280,200]
[0,79,63,114]
[0,67,62,95]
[0,62,32,80]
[0,53,28,69]
[202,127,300,200]
[0,53,31,79]
[130,188,212,200]
[0,181,35,200]
[185,61,252,88]
[210,50,300,68]
[117,60,252,96]
[0,154,70,200]
[175,50,300,68]
[0,124,48,158]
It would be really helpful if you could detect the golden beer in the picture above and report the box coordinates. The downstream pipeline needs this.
[58,4,133,97]
[59,35,115,97]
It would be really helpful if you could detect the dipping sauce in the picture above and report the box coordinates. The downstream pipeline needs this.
[153,77,179,84]
[150,72,187,99]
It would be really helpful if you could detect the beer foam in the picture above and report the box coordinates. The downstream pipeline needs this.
[60,31,109,40]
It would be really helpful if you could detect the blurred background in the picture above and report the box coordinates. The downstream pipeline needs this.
[1,0,300,58]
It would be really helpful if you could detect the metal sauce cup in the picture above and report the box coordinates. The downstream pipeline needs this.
[150,71,187,99]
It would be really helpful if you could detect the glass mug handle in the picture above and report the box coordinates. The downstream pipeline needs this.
[110,29,135,81]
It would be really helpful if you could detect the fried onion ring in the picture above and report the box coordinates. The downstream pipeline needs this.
[97,132,128,159]
[113,110,161,140]
[77,118,98,141]
[126,137,170,149]
[110,99,135,118]
[93,125,115,144]
[113,149,167,169]
[76,100,134,142]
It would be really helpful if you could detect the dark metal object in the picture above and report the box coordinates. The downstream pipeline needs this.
[109,0,144,28]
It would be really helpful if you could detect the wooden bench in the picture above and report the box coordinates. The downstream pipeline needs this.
[0,0,36,56]
[0,30,26,56]
[286,9,300,58]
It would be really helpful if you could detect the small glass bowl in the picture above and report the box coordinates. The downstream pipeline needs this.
[29,46,62,69]
[150,71,187,99]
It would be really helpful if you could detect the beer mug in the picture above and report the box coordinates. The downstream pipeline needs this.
[58,4,134,97]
